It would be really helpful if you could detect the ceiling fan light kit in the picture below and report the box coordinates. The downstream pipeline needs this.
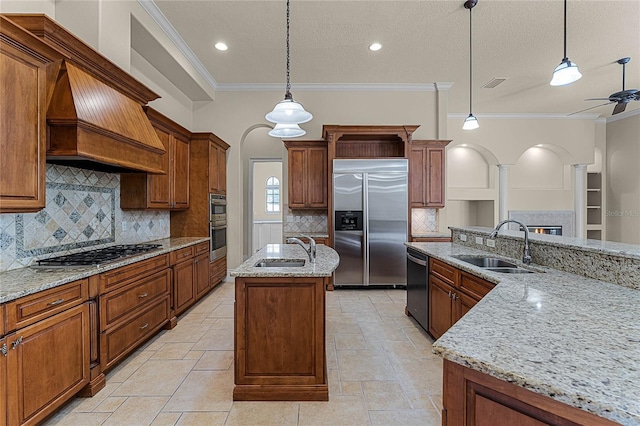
[268,122,306,138]
[463,0,479,130]
[550,0,581,86]
[266,0,312,136]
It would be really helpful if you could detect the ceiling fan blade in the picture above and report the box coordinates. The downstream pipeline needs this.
[612,102,627,115]
[568,101,614,116]
[584,97,612,101]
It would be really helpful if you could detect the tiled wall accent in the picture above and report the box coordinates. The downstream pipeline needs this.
[283,207,328,234]
[450,227,640,290]
[0,165,169,272]
[411,208,438,234]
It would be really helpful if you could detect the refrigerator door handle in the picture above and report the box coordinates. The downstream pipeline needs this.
[362,173,369,285]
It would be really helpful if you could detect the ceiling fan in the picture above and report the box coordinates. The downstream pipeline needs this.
[570,57,639,116]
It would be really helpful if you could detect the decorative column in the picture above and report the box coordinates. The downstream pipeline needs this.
[497,165,510,222]
[573,164,587,238]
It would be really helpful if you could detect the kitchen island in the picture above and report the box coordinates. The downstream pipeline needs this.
[407,227,640,425]
[230,243,339,401]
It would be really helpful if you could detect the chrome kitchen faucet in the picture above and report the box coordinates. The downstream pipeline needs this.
[489,220,532,265]
[286,235,316,263]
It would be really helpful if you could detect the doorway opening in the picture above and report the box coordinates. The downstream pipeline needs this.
[249,159,283,254]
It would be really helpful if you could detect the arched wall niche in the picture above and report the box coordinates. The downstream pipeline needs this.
[511,146,567,190]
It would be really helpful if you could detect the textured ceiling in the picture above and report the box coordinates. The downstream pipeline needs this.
[149,0,640,117]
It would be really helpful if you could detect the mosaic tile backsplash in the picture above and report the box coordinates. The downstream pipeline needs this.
[411,208,438,234]
[283,207,328,235]
[0,164,169,272]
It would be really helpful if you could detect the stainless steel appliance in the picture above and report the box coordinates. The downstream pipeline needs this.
[210,194,227,261]
[333,159,408,287]
[406,248,428,331]
[33,244,162,268]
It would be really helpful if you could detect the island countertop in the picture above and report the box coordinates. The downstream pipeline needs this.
[406,242,640,425]
[231,244,339,278]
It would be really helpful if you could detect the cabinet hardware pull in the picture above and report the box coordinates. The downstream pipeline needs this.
[452,293,458,301]
[140,323,149,330]
[138,293,148,298]
[183,253,190,257]
[12,336,23,349]
[1,343,7,357]
[448,291,452,299]
[48,298,65,306]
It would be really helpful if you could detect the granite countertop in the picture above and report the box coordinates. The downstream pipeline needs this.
[411,232,451,239]
[0,237,208,304]
[406,242,640,425]
[231,244,339,278]
[282,232,330,238]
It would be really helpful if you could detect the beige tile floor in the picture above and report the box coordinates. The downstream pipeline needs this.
[45,279,442,426]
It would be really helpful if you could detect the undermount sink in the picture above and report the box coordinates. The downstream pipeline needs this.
[485,267,534,274]
[254,258,306,268]
[452,255,518,269]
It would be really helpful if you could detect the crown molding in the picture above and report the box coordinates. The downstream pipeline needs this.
[216,82,453,92]
[447,112,601,120]
[606,107,640,123]
[138,0,218,90]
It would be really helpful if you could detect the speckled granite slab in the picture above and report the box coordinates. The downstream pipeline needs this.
[406,242,640,425]
[231,244,339,278]
[0,237,208,304]
[449,226,640,290]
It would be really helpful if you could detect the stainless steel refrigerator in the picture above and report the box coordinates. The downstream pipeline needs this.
[333,159,408,287]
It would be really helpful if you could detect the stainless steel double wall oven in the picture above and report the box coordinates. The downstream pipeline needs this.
[210,194,227,261]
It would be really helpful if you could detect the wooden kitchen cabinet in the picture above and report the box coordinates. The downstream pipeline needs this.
[428,258,495,339]
[442,359,617,426]
[207,135,229,195]
[120,107,190,210]
[0,17,66,213]
[171,242,210,316]
[0,335,5,426]
[4,280,90,426]
[284,140,328,209]
[210,256,227,289]
[410,140,450,208]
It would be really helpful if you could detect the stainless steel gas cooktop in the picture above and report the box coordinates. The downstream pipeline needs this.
[33,244,162,268]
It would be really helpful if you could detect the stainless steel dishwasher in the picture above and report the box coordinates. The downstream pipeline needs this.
[406,248,428,331]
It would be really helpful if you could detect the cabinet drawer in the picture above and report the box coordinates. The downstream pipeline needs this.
[6,279,88,331]
[210,257,227,286]
[101,296,169,370]
[194,241,209,255]
[460,272,495,300]
[100,254,169,293]
[430,258,457,285]
[170,246,195,265]
[99,269,170,332]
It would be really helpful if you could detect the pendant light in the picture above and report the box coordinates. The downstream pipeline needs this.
[550,0,582,86]
[269,123,306,138]
[266,0,313,129]
[462,0,479,130]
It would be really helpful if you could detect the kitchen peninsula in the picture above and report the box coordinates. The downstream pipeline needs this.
[407,226,640,425]
[230,243,339,401]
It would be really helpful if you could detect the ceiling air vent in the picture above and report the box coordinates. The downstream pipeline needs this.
[481,78,507,89]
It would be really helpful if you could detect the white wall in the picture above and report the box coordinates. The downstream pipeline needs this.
[252,161,282,222]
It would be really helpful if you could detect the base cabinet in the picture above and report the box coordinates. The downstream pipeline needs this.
[210,256,227,288]
[442,360,617,426]
[234,276,328,401]
[172,242,211,316]
[6,303,89,426]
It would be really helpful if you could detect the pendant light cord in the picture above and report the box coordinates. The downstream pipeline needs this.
[562,0,567,60]
[285,0,292,98]
[469,5,473,114]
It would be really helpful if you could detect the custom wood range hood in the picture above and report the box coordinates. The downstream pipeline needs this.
[5,14,166,174]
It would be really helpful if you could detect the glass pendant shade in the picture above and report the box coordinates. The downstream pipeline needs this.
[550,58,582,86]
[265,96,313,124]
[462,114,479,130]
[268,122,306,138]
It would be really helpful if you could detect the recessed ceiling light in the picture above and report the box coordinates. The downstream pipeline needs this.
[215,42,228,51]
[368,42,382,52]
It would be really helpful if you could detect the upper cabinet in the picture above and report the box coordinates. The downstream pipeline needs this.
[410,140,450,208]
[284,140,328,209]
[207,134,229,195]
[120,108,190,210]
[0,16,66,213]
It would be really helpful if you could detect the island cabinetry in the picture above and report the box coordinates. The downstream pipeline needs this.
[4,279,90,426]
[120,107,190,210]
[442,360,617,426]
[0,16,66,213]
[234,276,329,401]
[171,242,210,316]
[429,258,495,339]
[99,255,170,370]
[409,140,450,208]
[284,140,328,209]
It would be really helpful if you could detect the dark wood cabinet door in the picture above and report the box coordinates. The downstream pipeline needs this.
[428,275,455,339]
[216,146,227,194]
[287,148,307,208]
[0,336,6,426]
[172,136,190,209]
[147,128,172,208]
[285,141,328,209]
[410,147,427,207]
[455,290,478,325]
[194,252,210,299]
[425,146,445,207]
[409,140,450,209]
[0,18,64,213]
[208,142,227,194]
[6,304,89,426]
[307,147,328,208]
[173,259,195,315]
